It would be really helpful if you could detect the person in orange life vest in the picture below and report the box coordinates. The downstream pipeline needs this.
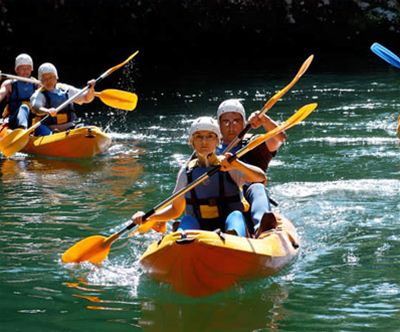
[216,99,287,237]
[30,63,96,136]
[0,53,38,131]
[131,116,266,237]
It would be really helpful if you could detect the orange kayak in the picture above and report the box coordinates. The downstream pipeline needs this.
[140,214,299,297]
[1,125,111,158]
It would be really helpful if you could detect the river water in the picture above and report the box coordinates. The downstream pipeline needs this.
[1,61,399,331]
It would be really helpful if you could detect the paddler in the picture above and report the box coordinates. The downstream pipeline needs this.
[0,53,38,131]
[30,62,96,136]
[132,116,266,237]
[216,99,287,237]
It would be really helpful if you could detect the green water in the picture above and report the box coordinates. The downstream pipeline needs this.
[1,65,399,331]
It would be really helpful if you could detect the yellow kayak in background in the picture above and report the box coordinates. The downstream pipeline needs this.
[0,126,111,158]
[140,214,300,297]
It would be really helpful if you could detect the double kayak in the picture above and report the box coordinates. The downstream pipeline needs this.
[140,213,299,297]
[1,126,111,158]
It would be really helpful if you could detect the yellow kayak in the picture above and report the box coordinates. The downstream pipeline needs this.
[140,214,299,297]
[20,126,111,158]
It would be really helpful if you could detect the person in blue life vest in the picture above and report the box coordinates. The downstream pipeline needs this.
[0,53,38,131]
[30,62,96,136]
[131,116,266,237]
[216,99,287,238]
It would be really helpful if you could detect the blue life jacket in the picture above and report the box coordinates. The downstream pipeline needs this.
[184,159,244,231]
[8,80,35,114]
[40,84,76,125]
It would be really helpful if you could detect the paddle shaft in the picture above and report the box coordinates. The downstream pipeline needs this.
[1,73,41,85]
[222,55,313,153]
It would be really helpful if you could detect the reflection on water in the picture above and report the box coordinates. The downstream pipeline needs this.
[1,68,400,331]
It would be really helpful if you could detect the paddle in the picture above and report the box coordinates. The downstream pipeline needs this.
[222,54,314,153]
[370,42,400,69]
[61,102,317,264]
[0,51,139,158]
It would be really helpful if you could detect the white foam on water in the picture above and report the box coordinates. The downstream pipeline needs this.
[273,179,400,198]
[299,136,398,145]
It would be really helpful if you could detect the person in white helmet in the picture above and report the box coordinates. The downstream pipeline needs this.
[30,62,96,136]
[131,116,266,237]
[0,53,38,131]
[216,99,287,238]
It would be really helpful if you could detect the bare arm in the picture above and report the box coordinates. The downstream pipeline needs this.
[0,80,12,104]
[248,111,287,152]
[220,153,267,184]
[131,195,186,225]
[81,79,96,103]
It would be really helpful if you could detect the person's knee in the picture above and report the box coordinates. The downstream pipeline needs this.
[245,182,265,199]
[34,125,52,136]
[226,211,247,237]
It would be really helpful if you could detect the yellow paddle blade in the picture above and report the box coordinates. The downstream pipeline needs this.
[95,89,138,111]
[0,121,41,158]
[102,51,139,78]
[62,235,112,264]
[244,103,317,153]
[261,54,314,113]
[0,128,30,157]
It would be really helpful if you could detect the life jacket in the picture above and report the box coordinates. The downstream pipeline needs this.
[2,80,35,118]
[32,83,76,125]
[217,134,275,172]
[184,158,244,231]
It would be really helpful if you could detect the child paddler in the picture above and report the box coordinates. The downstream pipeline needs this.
[132,116,266,237]
[30,62,96,136]
[0,54,38,131]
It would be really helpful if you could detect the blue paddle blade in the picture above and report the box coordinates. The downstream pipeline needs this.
[370,42,400,69]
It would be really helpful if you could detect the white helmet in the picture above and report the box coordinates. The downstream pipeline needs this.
[38,62,58,81]
[189,116,221,141]
[15,53,33,70]
[217,99,246,122]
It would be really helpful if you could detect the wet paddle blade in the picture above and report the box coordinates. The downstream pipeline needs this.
[261,54,314,113]
[371,43,400,69]
[95,89,138,111]
[100,51,139,79]
[243,103,317,153]
[62,235,112,264]
[0,129,30,157]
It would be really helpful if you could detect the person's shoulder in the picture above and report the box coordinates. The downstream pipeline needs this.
[31,87,45,98]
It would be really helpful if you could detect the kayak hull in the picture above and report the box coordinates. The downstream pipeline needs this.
[140,214,299,297]
[21,126,111,158]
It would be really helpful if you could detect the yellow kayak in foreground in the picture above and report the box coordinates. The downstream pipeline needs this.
[140,214,299,297]
[1,126,111,158]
